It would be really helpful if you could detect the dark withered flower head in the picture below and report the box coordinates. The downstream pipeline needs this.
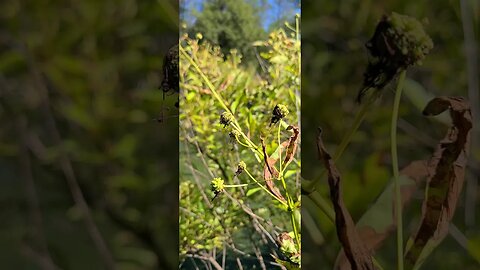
[270,104,289,126]
[219,111,234,127]
[229,130,240,139]
[161,44,179,95]
[235,161,246,175]
[357,12,433,102]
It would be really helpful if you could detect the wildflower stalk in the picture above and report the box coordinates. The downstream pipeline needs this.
[391,70,406,270]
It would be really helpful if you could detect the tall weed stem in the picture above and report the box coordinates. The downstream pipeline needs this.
[391,70,406,270]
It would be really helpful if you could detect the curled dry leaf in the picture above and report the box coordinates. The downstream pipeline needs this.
[405,96,472,269]
[261,138,286,203]
[317,128,375,270]
[282,125,299,169]
[260,126,299,203]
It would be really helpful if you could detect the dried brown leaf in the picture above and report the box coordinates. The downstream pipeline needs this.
[317,128,375,270]
[282,125,299,169]
[405,96,472,268]
[335,160,429,269]
[261,138,286,202]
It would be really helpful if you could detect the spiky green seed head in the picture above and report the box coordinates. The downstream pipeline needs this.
[385,12,433,66]
[210,177,225,195]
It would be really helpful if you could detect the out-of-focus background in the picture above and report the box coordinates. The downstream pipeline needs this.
[0,1,179,269]
[302,0,480,269]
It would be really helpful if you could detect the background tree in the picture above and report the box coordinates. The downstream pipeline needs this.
[188,0,267,63]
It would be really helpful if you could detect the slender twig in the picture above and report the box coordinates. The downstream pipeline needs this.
[17,119,58,270]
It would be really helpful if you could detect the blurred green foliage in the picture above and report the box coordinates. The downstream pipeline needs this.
[179,22,301,268]
[0,0,179,269]
[302,0,480,269]
[187,0,267,63]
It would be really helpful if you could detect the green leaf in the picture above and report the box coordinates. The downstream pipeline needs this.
[246,187,261,197]
[270,55,289,64]
[403,79,449,125]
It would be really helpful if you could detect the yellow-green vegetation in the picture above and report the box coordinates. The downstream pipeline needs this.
[179,16,301,269]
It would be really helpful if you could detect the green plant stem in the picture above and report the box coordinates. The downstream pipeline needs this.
[307,191,335,221]
[290,209,301,250]
[278,121,283,174]
[392,70,406,270]
[234,138,251,149]
[244,169,288,207]
[231,122,263,159]
[224,184,249,188]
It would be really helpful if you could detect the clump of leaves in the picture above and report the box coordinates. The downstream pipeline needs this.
[179,181,229,257]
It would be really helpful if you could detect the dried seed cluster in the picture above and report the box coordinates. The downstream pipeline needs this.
[271,104,289,125]
[161,44,179,94]
[357,12,433,102]
[235,161,246,175]
[220,112,234,127]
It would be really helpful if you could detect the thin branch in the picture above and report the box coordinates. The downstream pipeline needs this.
[17,118,59,270]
